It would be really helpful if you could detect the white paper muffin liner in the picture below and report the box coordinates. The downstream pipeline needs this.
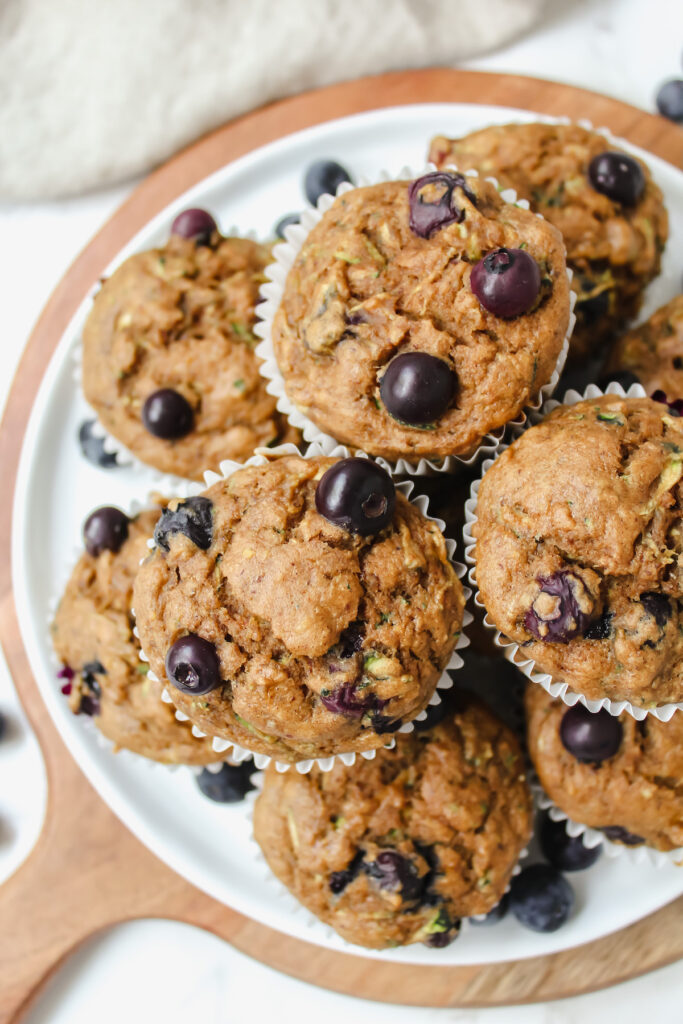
[243,755,529,946]
[136,441,473,774]
[463,380,683,722]
[254,164,575,477]
[48,494,226,772]
[531,778,683,868]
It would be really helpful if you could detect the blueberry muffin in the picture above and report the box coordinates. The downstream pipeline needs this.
[429,123,668,361]
[253,698,533,948]
[270,172,570,462]
[604,294,683,404]
[83,209,299,480]
[526,685,683,851]
[473,395,683,708]
[52,504,220,765]
[133,454,465,763]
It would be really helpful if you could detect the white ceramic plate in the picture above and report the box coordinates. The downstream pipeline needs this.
[12,103,683,965]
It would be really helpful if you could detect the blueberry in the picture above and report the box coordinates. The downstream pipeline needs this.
[320,682,386,719]
[470,247,542,319]
[596,370,641,392]
[656,80,683,123]
[509,864,574,933]
[57,664,74,695]
[83,506,129,557]
[142,388,194,440]
[423,908,460,947]
[154,497,213,552]
[524,570,596,643]
[601,825,645,846]
[470,892,509,926]
[170,208,218,245]
[329,850,364,894]
[337,620,365,658]
[651,389,683,416]
[78,419,119,468]
[315,458,395,535]
[560,704,623,764]
[196,762,256,802]
[640,591,671,628]
[364,850,424,902]
[584,610,614,641]
[588,152,645,206]
[408,171,475,239]
[379,352,456,426]
[274,213,300,239]
[369,713,403,734]
[303,160,352,205]
[577,289,610,325]
[166,634,221,695]
[539,814,602,872]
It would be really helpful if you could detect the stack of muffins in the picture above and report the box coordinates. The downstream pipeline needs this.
[52,118,681,953]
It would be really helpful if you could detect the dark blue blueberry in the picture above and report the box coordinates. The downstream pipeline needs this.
[78,419,119,469]
[596,370,640,392]
[524,570,596,643]
[196,762,256,802]
[640,592,671,629]
[408,171,476,238]
[154,497,213,552]
[370,713,403,734]
[509,864,574,933]
[315,458,395,536]
[584,610,614,641]
[560,704,623,764]
[364,850,424,902]
[588,152,645,206]
[656,80,683,123]
[274,213,300,239]
[320,683,386,719]
[83,507,129,557]
[424,909,460,947]
[337,621,365,658]
[379,352,457,426]
[304,160,352,205]
[651,389,683,416]
[142,388,194,440]
[170,208,218,245]
[601,825,645,846]
[470,247,541,319]
[539,814,602,872]
[166,634,221,696]
[470,892,510,926]
[329,850,364,894]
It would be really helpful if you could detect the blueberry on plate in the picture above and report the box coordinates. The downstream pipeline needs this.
[196,762,256,803]
[315,458,395,535]
[142,388,194,440]
[539,813,602,872]
[303,160,352,205]
[509,864,574,933]
[560,704,622,764]
[166,634,222,696]
[470,247,541,319]
[274,213,300,239]
[170,208,218,245]
[83,506,129,557]
[78,419,119,469]
[470,892,509,926]
[656,80,683,123]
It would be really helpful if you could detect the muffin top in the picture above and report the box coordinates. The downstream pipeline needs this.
[474,395,683,707]
[51,506,219,765]
[526,684,683,852]
[253,699,533,949]
[83,234,299,479]
[606,294,683,402]
[271,174,570,462]
[133,455,465,762]
[429,122,668,358]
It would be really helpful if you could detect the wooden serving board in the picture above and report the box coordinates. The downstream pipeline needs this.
[0,69,681,1023]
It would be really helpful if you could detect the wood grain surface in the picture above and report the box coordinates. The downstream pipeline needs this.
[1,69,681,1024]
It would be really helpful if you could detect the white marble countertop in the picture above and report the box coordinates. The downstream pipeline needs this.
[1,0,681,1021]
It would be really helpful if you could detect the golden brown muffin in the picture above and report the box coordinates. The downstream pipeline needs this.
[473,396,683,708]
[605,294,683,401]
[526,685,683,851]
[429,122,668,361]
[133,454,465,762]
[271,173,570,462]
[254,698,533,948]
[83,233,299,479]
[52,506,221,765]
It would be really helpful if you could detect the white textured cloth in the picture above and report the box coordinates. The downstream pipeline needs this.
[0,0,547,199]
